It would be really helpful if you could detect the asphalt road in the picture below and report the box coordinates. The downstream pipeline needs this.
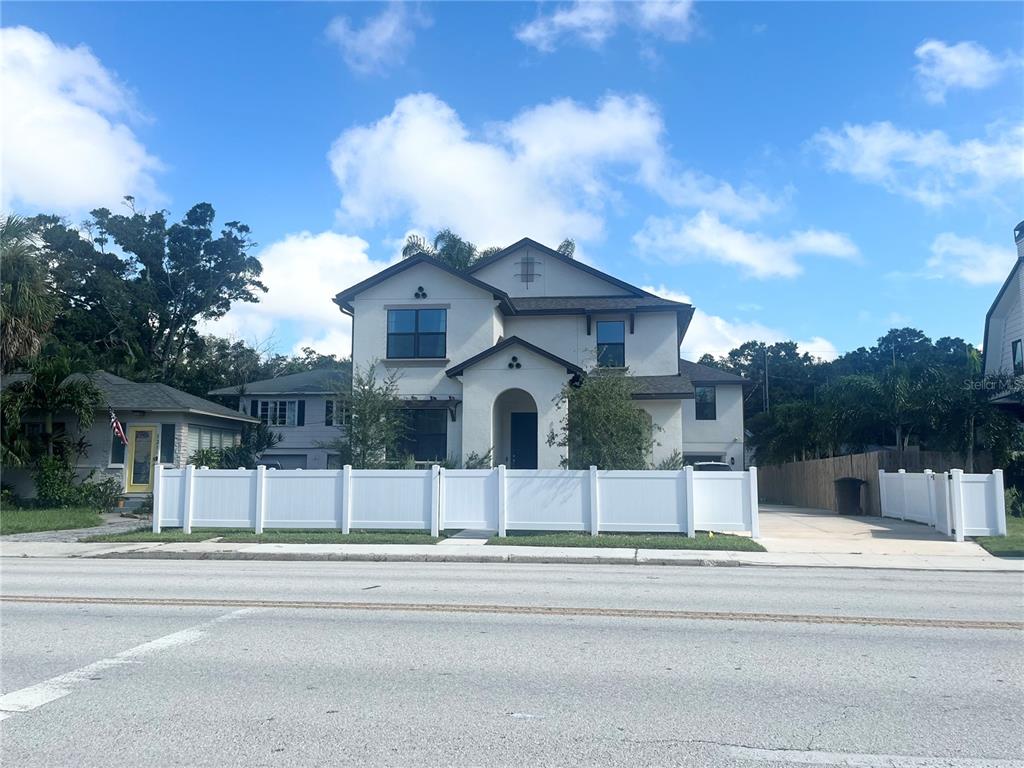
[1,559,1022,767]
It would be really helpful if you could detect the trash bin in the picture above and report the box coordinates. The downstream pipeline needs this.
[834,477,866,515]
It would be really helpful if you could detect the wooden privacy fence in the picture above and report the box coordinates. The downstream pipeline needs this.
[879,469,1007,541]
[757,450,991,516]
[152,464,760,538]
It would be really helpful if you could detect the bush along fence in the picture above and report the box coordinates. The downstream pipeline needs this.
[152,465,760,538]
[878,469,1007,542]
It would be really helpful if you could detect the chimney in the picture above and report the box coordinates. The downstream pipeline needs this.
[1016,220,1024,260]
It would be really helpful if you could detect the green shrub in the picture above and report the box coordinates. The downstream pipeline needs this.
[32,457,122,511]
[652,450,685,470]
[1006,487,1024,518]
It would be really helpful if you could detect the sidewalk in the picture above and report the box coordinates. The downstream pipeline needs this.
[1,540,1020,572]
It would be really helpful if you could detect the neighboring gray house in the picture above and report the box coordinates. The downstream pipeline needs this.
[2,371,256,499]
[982,221,1024,410]
[208,368,350,469]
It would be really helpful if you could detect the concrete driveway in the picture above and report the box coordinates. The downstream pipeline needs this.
[757,504,993,557]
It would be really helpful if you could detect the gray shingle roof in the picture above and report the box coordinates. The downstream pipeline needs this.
[510,295,688,313]
[208,368,350,396]
[628,359,748,400]
[2,370,256,422]
[676,359,749,385]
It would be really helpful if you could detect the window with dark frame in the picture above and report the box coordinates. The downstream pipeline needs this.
[596,321,625,367]
[398,409,448,462]
[1013,340,1023,376]
[256,400,303,427]
[387,308,447,359]
[325,400,350,428]
[695,386,717,420]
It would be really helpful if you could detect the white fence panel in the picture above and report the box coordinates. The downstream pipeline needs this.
[878,469,1005,539]
[879,472,907,520]
[351,470,432,530]
[900,473,933,525]
[506,470,588,532]
[191,469,256,528]
[931,473,952,536]
[960,473,1002,537]
[599,471,686,532]
[442,470,498,530]
[263,470,342,529]
[158,469,185,528]
[693,472,752,532]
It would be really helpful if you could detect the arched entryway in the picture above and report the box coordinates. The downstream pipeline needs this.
[492,388,538,469]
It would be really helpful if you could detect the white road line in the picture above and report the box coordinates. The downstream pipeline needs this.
[0,608,259,718]
[726,746,1021,767]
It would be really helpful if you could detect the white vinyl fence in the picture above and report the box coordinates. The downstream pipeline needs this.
[878,469,1007,541]
[153,464,760,538]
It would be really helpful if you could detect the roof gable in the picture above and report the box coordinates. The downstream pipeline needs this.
[333,254,513,313]
[209,368,350,396]
[446,336,583,377]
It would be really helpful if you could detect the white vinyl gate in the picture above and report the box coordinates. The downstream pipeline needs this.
[878,469,1007,541]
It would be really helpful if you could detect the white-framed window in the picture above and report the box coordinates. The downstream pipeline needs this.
[186,425,240,457]
[325,400,350,428]
[258,400,299,427]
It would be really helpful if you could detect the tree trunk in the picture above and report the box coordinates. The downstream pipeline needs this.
[44,410,53,458]
[895,425,904,468]
[965,413,975,473]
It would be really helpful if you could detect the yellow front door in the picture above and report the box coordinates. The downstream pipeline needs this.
[125,426,157,493]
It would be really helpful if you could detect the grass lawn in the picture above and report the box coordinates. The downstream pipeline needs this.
[0,507,104,535]
[974,514,1024,558]
[487,531,766,551]
[84,527,444,545]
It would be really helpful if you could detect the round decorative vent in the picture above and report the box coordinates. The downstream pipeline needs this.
[414,286,427,299]
[508,355,521,369]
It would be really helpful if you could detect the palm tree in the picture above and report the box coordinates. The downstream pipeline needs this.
[0,215,56,372]
[1,356,102,460]
[402,230,577,271]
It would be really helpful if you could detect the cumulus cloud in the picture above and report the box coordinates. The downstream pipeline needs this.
[633,210,858,279]
[811,120,1024,207]
[926,232,1016,285]
[325,3,431,75]
[328,92,775,249]
[0,26,162,213]
[516,1,696,52]
[643,285,838,360]
[914,39,1017,104]
[207,231,395,357]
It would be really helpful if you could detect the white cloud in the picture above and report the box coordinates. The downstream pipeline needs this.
[328,93,774,249]
[326,3,430,75]
[207,231,395,357]
[0,26,162,213]
[516,1,695,52]
[926,232,1016,285]
[914,39,1016,104]
[633,210,858,279]
[811,120,1024,207]
[643,285,838,360]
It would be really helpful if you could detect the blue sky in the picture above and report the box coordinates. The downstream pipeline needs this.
[3,1,1022,361]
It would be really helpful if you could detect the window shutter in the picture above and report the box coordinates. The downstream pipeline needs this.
[325,400,334,427]
[297,400,305,427]
[159,424,175,464]
[250,399,258,418]
[111,424,127,465]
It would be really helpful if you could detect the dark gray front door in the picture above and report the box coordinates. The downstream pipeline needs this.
[510,412,538,469]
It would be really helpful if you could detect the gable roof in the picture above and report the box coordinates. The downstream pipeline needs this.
[333,253,514,314]
[466,237,652,298]
[209,368,350,396]
[510,294,689,314]
[2,370,257,423]
[446,336,584,378]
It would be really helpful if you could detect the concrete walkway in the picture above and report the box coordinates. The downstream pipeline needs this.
[757,504,995,557]
[0,512,146,543]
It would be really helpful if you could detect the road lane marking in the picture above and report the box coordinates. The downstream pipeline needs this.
[726,746,1021,766]
[2,595,1020,630]
[0,608,259,718]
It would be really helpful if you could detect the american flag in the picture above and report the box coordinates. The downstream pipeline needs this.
[109,408,128,447]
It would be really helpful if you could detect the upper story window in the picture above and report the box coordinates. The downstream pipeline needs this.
[1013,340,1023,376]
[387,308,447,359]
[596,321,625,368]
[325,400,350,428]
[255,399,304,427]
[695,386,716,421]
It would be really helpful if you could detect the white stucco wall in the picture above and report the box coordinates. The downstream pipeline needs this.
[681,385,745,468]
[471,244,633,298]
[640,400,683,466]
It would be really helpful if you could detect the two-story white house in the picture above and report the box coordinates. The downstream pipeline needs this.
[333,238,747,469]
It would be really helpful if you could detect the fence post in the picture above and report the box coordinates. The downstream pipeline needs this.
[182,464,195,534]
[877,470,887,518]
[589,466,599,537]
[923,469,935,530]
[430,465,440,537]
[993,469,1007,536]
[151,463,163,533]
[748,466,760,539]
[342,465,352,535]
[897,468,907,521]
[438,466,446,534]
[254,464,266,534]
[684,465,695,538]
[496,465,507,537]
[950,469,965,543]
